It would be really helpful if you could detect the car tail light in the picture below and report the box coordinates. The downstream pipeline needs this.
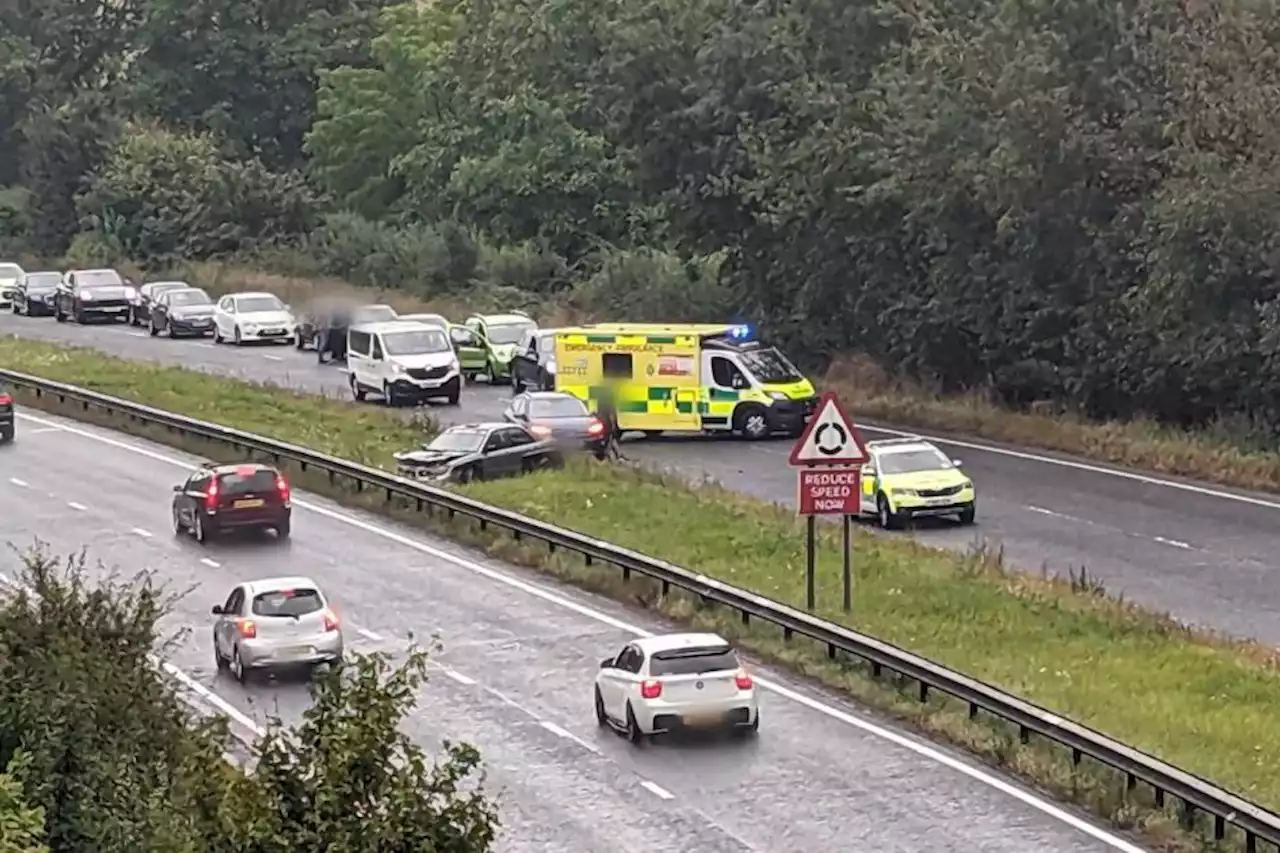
[0,394,10,406]
[528,423,552,439]
[204,480,219,509]
[586,417,604,436]
[236,619,257,638]
[640,679,662,699]
[735,669,753,691]
[276,474,290,503]
[323,609,340,632]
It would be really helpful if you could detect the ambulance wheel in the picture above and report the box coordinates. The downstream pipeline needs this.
[734,405,771,440]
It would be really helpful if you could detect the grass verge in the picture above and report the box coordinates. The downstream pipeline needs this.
[4,336,1277,851]
[155,260,1280,496]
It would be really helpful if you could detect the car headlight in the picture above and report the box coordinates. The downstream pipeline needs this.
[765,390,788,401]
[449,359,460,372]
[891,488,917,496]
[546,359,556,373]
[124,287,137,300]
[81,291,94,300]
[390,362,405,373]
[961,480,974,490]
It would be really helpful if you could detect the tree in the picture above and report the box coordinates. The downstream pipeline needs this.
[0,754,48,853]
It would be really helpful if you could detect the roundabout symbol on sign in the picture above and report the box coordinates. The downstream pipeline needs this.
[813,422,847,456]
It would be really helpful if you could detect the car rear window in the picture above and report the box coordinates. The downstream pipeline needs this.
[217,469,278,494]
[648,646,740,676]
[252,588,323,617]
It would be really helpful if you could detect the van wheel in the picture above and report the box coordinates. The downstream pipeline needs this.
[734,405,771,440]
[349,375,367,402]
[383,382,398,407]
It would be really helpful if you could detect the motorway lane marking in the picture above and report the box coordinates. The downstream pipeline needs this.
[442,668,476,685]
[356,627,384,641]
[1153,536,1192,550]
[7,477,27,487]
[161,661,265,737]
[640,780,674,800]
[1025,505,1078,522]
[67,501,87,511]
[15,410,1146,851]
[200,557,220,568]
[25,427,61,434]
[132,527,153,538]
[263,354,282,361]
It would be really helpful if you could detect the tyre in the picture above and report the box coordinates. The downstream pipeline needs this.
[455,465,476,484]
[594,687,608,727]
[275,518,291,540]
[231,647,247,683]
[734,405,771,440]
[443,377,461,405]
[349,374,367,402]
[214,637,229,670]
[54,302,66,322]
[464,372,476,385]
[172,508,185,534]
[10,299,19,315]
[295,333,305,349]
[213,327,223,343]
[0,426,13,444]
[128,307,138,326]
[233,326,242,345]
[624,703,645,744]
[194,513,211,544]
[383,382,398,407]
[149,319,159,337]
[958,503,976,525]
[735,710,761,738]
[512,376,525,394]
[74,307,85,324]
[167,322,176,338]
[877,494,903,530]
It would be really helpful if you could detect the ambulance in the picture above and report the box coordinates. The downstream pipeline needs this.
[552,323,818,439]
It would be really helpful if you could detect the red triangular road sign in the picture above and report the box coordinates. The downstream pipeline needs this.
[789,392,869,466]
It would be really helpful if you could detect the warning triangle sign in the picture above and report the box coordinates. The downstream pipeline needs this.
[789,392,869,466]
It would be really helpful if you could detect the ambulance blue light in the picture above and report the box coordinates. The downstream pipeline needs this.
[728,324,754,341]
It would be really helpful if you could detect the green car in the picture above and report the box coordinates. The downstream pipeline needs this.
[455,312,537,384]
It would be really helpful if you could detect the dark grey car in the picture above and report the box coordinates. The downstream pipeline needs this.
[130,281,190,326]
[394,422,563,483]
[150,287,215,337]
[12,271,61,316]
[505,391,609,458]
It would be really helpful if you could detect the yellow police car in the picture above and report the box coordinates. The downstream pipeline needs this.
[858,438,976,528]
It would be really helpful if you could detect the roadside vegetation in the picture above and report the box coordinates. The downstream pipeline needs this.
[6,338,1279,849]
[8,0,1280,495]
[0,544,498,852]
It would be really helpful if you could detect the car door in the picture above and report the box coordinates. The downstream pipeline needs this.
[501,426,541,471]
[368,334,389,392]
[450,326,487,374]
[860,455,879,514]
[215,296,234,334]
[505,394,529,426]
[177,470,210,526]
[56,273,72,313]
[153,292,170,330]
[478,428,511,478]
[602,644,643,719]
[215,586,245,657]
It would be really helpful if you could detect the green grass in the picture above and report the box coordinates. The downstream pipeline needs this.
[4,334,1278,850]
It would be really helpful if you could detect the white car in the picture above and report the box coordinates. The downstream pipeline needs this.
[594,632,759,742]
[210,575,344,683]
[213,292,296,345]
[0,262,24,308]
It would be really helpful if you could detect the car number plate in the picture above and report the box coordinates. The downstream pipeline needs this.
[234,498,265,508]
[102,306,126,312]
[926,497,952,506]
[684,711,722,727]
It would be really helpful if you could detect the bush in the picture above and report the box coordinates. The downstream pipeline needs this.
[75,124,317,267]
[0,546,498,852]
[0,187,33,257]
[570,248,733,322]
[302,212,481,295]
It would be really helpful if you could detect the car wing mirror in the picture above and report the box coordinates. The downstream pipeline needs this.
[210,605,223,615]
[599,657,613,669]
[173,484,183,492]
[952,458,963,467]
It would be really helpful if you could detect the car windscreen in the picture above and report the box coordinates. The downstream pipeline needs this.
[0,264,21,282]
[147,282,187,297]
[403,314,447,328]
[648,646,741,676]
[168,290,211,306]
[217,469,279,494]
[528,397,588,419]
[352,305,397,324]
[877,448,953,475]
[235,296,284,313]
[77,270,123,287]
[23,273,59,291]
[427,430,485,453]
[252,587,323,617]
[383,328,449,355]
[739,347,803,384]
[487,321,535,345]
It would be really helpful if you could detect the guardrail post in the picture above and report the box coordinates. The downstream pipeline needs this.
[1214,814,1224,840]
[1072,748,1081,767]
[1154,788,1164,808]
[1245,831,1255,852]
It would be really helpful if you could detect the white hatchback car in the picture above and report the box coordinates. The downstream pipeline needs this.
[213,291,296,345]
[594,633,759,742]
[211,576,344,682]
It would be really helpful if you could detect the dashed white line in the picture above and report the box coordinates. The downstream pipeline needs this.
[540,720,602,754]
[640,780,674,800]
[443,669,476,686]
[25,427,61,434]
[356,627,384,642]
[66,501,87,511]
[12,409,1147,852]
[161,661,264,736]
[8,477,28,487]
[131,527,153,538]
[1025,505,1077,521]
[1153,536,1192,550]
[263,354,283,361]
[199,557,220,568]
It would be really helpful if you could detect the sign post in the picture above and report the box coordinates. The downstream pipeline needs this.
[789,392,869,612]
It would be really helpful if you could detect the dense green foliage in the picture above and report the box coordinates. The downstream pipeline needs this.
[4,0,1280,430]
[0,548,497,852]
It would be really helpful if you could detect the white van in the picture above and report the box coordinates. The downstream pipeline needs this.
[346,320,461,406]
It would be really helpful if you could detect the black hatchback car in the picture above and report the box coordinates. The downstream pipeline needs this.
[0,386,13,443]
[172,462,292,543]
[505,391,608,458]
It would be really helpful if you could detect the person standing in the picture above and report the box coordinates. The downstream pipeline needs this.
[595,387,622,460]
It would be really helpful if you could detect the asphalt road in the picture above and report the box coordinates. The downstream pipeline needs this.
[0,411,1141,853]
[4,313,1280,646]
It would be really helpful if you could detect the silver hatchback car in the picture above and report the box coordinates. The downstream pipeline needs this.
[211,576,344,682]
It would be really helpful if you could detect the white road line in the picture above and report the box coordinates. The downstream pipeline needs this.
[160,662,264,736]
[67,501,87,511]
[8,477,27,487]
[13,410,1145,851]
[132,527,152,538]
[1153,536,1192,550]
[356,627,383,642]
[199,557,220,568]
[640,780,674,800]
[128,332,149,338]
[263,354,282,361]
[1025,505,1077,521]
[443,669,476,686]
[26,427,61,434]
[861,422,1280,511]
[540,720,601,754]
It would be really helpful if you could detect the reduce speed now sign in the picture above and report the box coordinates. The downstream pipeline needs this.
[797,467,861,515]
